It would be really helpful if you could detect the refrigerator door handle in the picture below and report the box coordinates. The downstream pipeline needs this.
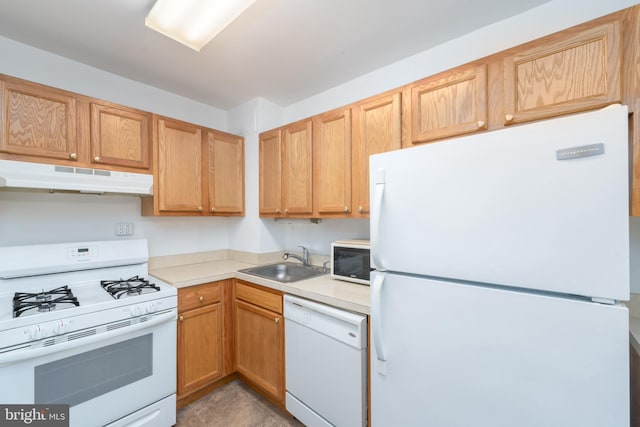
[371,168,385,270]
[371,273,387,374]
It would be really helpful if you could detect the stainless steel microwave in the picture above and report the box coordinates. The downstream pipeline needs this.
[331,240,372,285]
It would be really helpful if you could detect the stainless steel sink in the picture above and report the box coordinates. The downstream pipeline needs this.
[239,262,326,283]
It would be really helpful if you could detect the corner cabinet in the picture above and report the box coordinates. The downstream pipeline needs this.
[259,119,313,217]
[313,107,352,216]
[234,281,285,404]
[352,90,403,217]
[0,77,78,162]
[407,64,488,145]
[503,21,621,125]
[142,116,245,217]
[177,281,227,402]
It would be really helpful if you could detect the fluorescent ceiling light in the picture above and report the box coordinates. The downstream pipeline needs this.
[145,0,257,51]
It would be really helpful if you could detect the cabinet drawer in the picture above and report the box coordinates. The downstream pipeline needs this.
[178,282,222,312]
[235,281,282,314]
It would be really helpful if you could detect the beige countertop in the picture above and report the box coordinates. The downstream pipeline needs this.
[150,258,370,315]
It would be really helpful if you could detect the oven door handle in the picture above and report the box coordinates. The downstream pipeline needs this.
[0,309,176,367]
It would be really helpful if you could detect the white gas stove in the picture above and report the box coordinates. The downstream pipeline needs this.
[0,239,178,427]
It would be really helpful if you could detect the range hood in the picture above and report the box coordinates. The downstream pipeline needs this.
[0,159,153,195]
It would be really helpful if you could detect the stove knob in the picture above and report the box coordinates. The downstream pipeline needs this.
[54,320,70,335]
[29,325,47,340]
[145,302,157,314]
[130,305,142,317]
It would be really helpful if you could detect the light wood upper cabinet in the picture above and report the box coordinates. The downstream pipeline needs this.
[352,91,402,216]
[313,108,352,215]
[408,64,488,144]
[259,129,282,215]
[206,130,244,215]
[503,21,621,125]
[0,78,78,162]
[89,102,150,170]
[156,117,203,213]
[282,119,313,215]
[259,120,313,217]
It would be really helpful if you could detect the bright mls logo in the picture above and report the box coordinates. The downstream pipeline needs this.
[0,405,68,427]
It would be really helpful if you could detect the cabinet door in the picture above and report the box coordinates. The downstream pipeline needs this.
[234,299,284,402]
[157,118,203,212]
[352,91,402,216]
[177,302,224,398]
[206,130,244,215]
[282,119,313,215]
[410,64,487,144]
[313,108,352,215]
[90,102,150,170]
[259,129,282,216]
[0,79,78,162]
[503,21,621,125]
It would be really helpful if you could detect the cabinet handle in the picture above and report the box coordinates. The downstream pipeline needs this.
[358,206,363,213]
[344,206,349,212]
[505,114,514,123]
[198,206,203,211]
[179,316,184,322]
[284,209,289,214]
[477,120,485,128]
[93,156,100,162]
[276,209,281,214]
[210,207,215,212]
[199,296,204,302]
[69,152,77,160]
[275,317,280,324]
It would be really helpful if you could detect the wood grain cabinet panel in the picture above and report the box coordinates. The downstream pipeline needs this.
[206,130,244,215]
[313,108,352,215]
[352,91,402,216]
[503,21,621,124]
[177,302,224,397]
[259,129,282,216]
[282,119,313,215]
[89,102,150,170]
[156,118,203,213]
[409,64,487,144]
[234,291,284,403]
[0,79,78,161]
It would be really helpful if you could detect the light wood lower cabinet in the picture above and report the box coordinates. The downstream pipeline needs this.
[177,281,228,401]
[234,281,285,403]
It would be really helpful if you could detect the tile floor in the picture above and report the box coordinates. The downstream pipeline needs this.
[176,380,304,427]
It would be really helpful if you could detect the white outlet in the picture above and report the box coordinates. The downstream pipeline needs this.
[114,223,134,236]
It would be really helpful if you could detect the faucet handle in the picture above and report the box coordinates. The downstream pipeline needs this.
[298,245,309,255]
[322,260,331,273]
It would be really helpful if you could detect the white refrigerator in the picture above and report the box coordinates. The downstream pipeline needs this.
[369,105,630,427]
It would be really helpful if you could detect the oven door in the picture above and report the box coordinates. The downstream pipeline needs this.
[0,310,177,427]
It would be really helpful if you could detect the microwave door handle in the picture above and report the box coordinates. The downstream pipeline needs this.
[0,309,176,367]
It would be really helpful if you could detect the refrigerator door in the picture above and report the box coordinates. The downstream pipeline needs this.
[370,271,629,427]
[370,105,629,301]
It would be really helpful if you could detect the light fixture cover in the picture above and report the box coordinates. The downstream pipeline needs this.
[145,0,257,51]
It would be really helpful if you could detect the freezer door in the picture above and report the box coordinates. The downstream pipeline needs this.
[370,271,629,427]
[370,105,629,301]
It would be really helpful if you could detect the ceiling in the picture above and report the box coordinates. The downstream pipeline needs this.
[0,0,550,111]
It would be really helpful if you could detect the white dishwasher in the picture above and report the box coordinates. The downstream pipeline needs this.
[284,295,368,427]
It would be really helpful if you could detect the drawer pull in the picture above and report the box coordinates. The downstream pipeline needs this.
[199,296,204,302]
[179,315,184,322]
[275,317,280,324]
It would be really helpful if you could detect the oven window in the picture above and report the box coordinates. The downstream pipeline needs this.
[35,334,153,406]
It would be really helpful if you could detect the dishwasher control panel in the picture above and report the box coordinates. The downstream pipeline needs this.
[283,294,367,349]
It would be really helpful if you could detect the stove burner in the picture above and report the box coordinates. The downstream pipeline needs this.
[101,275,160,299]
[13,286,79,318]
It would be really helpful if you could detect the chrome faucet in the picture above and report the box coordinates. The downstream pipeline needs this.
[283,246,310,267]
